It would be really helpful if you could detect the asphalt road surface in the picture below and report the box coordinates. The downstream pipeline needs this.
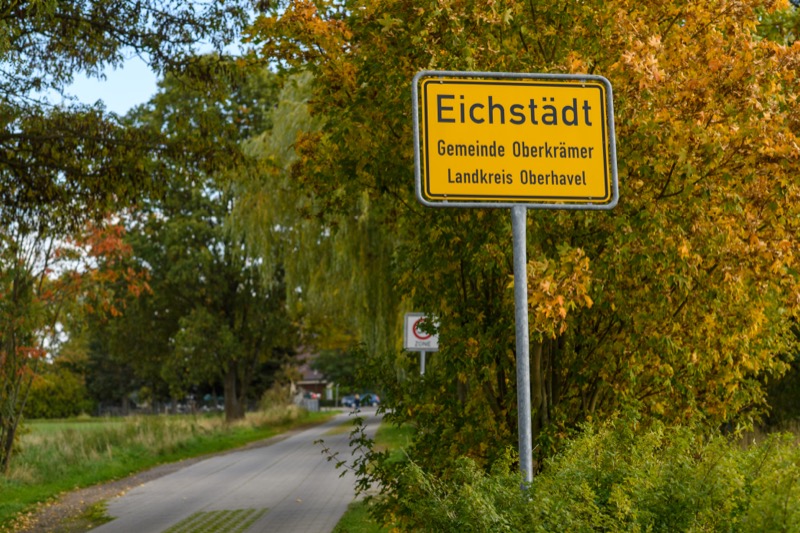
[90,407,381,533]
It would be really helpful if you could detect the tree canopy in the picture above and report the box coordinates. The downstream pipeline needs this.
[0,0,260,470]
[244,0,800,476]
[3,0,800,503]
[0,0,255,229]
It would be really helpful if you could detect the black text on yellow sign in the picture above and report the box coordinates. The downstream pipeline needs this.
[416,74,617,207]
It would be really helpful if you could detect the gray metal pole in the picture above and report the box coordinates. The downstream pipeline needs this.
[420,351,426,375]
[511,205,533,484]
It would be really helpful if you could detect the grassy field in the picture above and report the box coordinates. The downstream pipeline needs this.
[0,406,335,531]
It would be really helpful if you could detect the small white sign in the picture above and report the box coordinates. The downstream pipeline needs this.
[404,313,439,352]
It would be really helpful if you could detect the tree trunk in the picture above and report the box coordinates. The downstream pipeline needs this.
[224,365,244,422]
[531,340,544,437]
[3,366,38,474]
[1,323,23,474]
[1,423,15,474]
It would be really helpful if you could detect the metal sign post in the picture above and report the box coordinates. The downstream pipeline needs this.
[511,205,533,483]
[412,70,618,486]
[404,313,439,376]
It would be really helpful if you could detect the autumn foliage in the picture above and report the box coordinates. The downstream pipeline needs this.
[247,0,800,477]
[0,221,147,471]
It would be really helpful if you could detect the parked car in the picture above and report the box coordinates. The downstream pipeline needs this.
[361,393,380,406]
[340,392,380,408]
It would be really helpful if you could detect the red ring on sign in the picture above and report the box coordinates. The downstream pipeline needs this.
[412,318,432,340]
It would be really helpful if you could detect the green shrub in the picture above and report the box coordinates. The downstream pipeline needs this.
[23,365,94,419]
[259,384,294,410]
[365,420,800,532]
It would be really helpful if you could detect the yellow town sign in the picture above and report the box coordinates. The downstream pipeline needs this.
[413,71,618,209]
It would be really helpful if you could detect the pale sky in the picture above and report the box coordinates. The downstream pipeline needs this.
[65,56,159,115]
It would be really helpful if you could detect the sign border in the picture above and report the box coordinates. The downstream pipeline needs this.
[403,312,439,352]
[412,70,619,210]
[421,79,611,204]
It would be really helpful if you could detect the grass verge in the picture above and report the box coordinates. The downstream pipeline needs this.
[332,421,415,533]
[0,406,335,531]
[66,501,114,532]
[333,500,387,533]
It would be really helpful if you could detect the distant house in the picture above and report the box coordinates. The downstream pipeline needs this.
[294,351,328,399]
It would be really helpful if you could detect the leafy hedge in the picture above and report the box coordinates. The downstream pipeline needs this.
[366,420,800,532]
[23,365,94,419]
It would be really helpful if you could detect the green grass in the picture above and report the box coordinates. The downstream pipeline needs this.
[332,421,415,533]
[374,422,415,465]
[63,500,114,532]
[333,500,388,533]
[24,416,127,436]
[0,406,335,532]
[374,422,414,451]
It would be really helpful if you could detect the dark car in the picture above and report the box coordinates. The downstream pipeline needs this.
[340,393,380,408]
[340,394,356,408]
[361,393,380,406]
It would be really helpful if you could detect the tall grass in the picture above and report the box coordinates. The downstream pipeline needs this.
[0,405,333,531]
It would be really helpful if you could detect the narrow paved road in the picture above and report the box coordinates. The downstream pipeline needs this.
[90,408,381,533]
